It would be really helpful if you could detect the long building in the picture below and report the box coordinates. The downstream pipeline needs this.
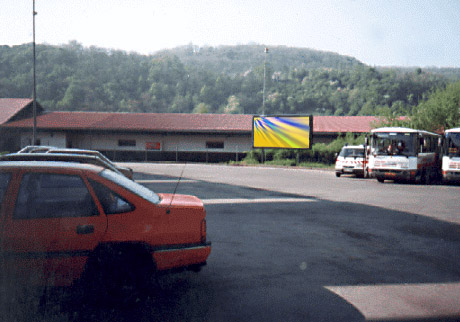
[0,98,384,162]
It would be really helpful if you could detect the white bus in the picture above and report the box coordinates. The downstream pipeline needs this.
[368,127,441,184]
[442,127,460,183]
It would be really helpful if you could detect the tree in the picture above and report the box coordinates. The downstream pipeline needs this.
[222,95,242,114]
[410,81,460,132]
[193,102,211,114]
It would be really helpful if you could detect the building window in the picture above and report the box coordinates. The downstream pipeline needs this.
[206,141,224,149]
[118,139,136,147]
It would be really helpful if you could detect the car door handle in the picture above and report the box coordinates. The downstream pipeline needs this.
[76,224,94,235]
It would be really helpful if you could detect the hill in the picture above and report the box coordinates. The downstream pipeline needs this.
[0,42,459,116]
[155,44,364,75]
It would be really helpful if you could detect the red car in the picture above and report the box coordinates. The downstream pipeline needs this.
[0,161,210,300]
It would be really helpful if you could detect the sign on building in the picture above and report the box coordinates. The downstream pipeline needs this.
[145,142,162,150]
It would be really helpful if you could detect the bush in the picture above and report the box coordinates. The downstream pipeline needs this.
[241,133,366,166]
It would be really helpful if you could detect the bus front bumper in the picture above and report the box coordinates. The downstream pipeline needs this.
[373,169,416,181]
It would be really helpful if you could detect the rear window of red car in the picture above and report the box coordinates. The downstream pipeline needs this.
[99,169,160,204]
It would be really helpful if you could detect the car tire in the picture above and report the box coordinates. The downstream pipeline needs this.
[79,246,156,307]
[377,177,384,183]
[336,172,341,177]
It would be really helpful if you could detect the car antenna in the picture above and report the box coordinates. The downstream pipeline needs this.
[166,162,186,214]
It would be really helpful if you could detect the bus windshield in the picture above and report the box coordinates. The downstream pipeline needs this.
[372,132,416,156]
[445,132,460,157]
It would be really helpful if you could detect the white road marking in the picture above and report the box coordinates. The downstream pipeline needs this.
[202,198,315,205]
[325,282,460,321]
[136,179,198,183]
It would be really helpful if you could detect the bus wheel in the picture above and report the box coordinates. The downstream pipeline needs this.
[421,171,429,185]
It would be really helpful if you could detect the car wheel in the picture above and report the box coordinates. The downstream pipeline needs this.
[79,246,156,307]
[336,172,341,177]
[377,177,384,183]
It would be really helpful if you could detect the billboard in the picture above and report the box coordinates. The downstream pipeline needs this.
[253,115,313,149]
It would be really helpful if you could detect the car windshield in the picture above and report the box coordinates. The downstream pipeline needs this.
[372,132,416,156]
[99,169,160,204]
[339,148,364,158]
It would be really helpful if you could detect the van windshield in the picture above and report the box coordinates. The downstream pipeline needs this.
[339,148,364,158]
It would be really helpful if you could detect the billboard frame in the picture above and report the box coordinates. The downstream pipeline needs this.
[252,114,313,150]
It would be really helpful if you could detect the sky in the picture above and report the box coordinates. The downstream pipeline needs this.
[1,0,460,67]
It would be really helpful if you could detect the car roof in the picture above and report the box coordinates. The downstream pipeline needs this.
[1,152,101,161]
[18,145,56,153]
[47,148,100,154]
[1,152,127,176]
[0,160,104,172]
[341,145,364,149]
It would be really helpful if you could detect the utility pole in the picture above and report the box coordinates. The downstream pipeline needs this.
[262,47,268,115]
[32,0,38,145]
[261,47,269,163]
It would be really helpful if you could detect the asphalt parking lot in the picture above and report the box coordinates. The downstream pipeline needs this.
[3,163,460,322]
[129,163,460,322]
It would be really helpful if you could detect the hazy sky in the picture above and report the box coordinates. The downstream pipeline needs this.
[2,0,460,67]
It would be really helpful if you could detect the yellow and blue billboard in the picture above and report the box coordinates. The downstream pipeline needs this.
[253,115,313,149]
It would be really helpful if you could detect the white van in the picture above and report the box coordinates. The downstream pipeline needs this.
[335,145,367,178]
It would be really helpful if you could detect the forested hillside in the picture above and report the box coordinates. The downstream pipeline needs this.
[1,42,459,116]
[155,44,363,75]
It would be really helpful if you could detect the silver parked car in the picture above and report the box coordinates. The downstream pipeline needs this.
[1,152,130,179]
[16,146,133,179]
[46,148,133,179]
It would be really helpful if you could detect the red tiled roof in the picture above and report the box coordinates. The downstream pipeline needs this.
[3,111,383,134]
[3,111,254,133]
[313,116,384,133]
[0,98,33,125]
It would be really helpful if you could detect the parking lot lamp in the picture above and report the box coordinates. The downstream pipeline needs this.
[262,47,268,115]
[32,0,38,145]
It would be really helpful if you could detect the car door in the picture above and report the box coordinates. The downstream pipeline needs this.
[0,170,13,242]
[1,168,107,286]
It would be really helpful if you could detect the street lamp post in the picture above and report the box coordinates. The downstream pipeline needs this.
[32,0,37,145]
[262,47,268,115]
[261,47,269,164]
